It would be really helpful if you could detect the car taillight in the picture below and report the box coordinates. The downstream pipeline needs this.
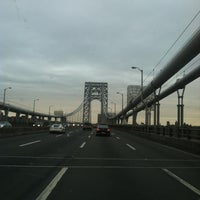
[96,128,100,131]
[107,128,110,132]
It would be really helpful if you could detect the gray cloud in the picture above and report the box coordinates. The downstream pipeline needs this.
[0,0,200,124]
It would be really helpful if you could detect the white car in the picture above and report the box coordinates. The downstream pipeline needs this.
[49,123,65,134]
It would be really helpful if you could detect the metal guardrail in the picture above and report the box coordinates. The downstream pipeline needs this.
[112,125,200,141]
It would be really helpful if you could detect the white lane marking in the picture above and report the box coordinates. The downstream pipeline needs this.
[116,137,120,140]
[36,167,68,200]
[163,168,200,196]
[66,133,70,137]
[56,135,62,138]
[80,142,86,148]
[19,140,41,147]
[0,164,200,169]
[126,143,136,150]
[88,135,91,138]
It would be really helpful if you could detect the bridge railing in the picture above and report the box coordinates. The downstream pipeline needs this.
[112,125,200,141]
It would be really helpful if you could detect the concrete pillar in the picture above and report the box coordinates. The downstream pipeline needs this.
[132,111,137,126]
[156,102,160,126]
[16,112,20,120]
[177,87,185,127]
[153,88,161,127]
[154,103,157,126]
[4,110,9,119]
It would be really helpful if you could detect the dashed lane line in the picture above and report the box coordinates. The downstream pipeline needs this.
[80,142,86,148]
[36,167,68,200]
[0,164,199,169]
[56,135,63,138]
[126,143,136,150]
[163,168,200,196]
[19,140,41,147]
[116,137,120,140]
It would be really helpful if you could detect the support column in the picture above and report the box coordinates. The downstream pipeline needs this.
[156,102,160,126]
[145,107,148,125]
[147,108,151,125]
[153,88,161,126]
[16,112,20,122]
[4,110,9,120]
[177,87,185,127]
[154,103,157,126]
[132,111,137,126]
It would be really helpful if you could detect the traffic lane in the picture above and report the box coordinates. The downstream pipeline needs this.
[112,129,200,160]
[46,130,200,200]
[73,131,140,160]
[0,130,90,166]
[67,129,200,197]
[0,127,83,154]
[68,131,200,168]
[47,168,199,200]
[0,129,91,200]
[169,168,200,191]
[112,129,200,194]
[0,166,61,200]
[0,131,48,154]
[0,128,88,157]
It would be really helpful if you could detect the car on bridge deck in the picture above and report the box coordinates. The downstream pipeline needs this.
[0,121,12,128]
[95,124,110,136]
[49,123,65,134]
[82,122,92,130]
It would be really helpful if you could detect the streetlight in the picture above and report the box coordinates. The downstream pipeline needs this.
[131,66,143,94]
[49,105,53,115]
[33,98,39,113]
[3,87,12,105]
[116,92,124,111]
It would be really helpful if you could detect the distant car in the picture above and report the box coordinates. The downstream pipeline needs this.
[0,121,12,128]
[49,123,65,133]
[33,122,43,127]
[82,122,92,130]
[96,124,110,136]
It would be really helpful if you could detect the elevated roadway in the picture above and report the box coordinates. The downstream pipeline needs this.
[0,128,199,199]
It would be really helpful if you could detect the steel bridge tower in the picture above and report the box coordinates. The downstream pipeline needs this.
[83,82,108,123]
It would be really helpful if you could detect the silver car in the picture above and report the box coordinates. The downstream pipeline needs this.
[49,123,65,134]
[0,121,12,128]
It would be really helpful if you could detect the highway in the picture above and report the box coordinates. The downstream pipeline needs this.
[0,128,200,200]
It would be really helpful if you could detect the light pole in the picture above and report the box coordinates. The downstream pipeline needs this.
[131,66,150,125]
[116,92,124,111]
[33,98,39,113]
[131,66,143,95]
[49,105,53,115]
[3,87,12,105]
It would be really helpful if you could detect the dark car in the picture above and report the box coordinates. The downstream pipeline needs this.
[83,122,92,130]
[96,124,110,136]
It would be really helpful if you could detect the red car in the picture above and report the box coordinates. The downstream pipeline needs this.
[96,124,110,136]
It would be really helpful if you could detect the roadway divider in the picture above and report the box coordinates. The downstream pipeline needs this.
[0,127,48,138]
[111,125,200,155]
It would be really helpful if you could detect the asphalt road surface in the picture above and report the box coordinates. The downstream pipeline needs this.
[0,128,200,200]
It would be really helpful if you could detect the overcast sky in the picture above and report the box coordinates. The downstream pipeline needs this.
[0,0,200,125]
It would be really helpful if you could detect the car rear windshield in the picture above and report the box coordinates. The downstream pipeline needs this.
[98,125,108,128]
[53,124,60,127]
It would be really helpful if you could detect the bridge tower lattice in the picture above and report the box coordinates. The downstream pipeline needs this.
[83,82,108,123]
